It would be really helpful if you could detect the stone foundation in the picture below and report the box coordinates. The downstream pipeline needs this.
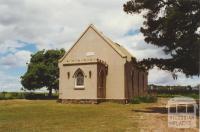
[57,99,128,104]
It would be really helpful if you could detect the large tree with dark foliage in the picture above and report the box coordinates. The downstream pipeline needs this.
[21,49,65,96]
[124,0,200,77]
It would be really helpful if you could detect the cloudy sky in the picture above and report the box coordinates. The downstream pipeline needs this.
[0,0,199,92]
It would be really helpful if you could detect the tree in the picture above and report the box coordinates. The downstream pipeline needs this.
[124,0,200,77]
[21,49,65,96]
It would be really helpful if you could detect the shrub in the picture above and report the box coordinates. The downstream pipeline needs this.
[130,98,140,104]
[130,95,157,104]
[0,92,6,99]
[0,92,58,100]
[0,92,25,100]
[24,93,58,100]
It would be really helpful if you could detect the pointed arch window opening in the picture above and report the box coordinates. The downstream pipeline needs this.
[74,68,85,88]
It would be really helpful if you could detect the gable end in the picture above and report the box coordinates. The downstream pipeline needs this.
[59,24,127,63]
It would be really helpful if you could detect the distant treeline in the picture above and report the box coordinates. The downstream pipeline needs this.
[148,84,199,94]
[0,92,58,100]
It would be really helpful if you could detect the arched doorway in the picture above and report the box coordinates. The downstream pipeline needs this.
[98,70,106,98]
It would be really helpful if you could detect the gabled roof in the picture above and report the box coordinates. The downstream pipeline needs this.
[59,24,134,62]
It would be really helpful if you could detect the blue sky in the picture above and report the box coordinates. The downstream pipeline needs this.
[0,0,199,92]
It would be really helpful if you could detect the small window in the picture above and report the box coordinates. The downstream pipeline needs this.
[187,105,194,113]
[67,72,70,79]
[177,105,186,113]
[74,69,84,89]
[169,105,176,113]
[89,71,92,78]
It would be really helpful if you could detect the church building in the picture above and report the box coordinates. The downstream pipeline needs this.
[58,24,148,104]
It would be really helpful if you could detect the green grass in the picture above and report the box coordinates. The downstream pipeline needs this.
[0,100,143,132]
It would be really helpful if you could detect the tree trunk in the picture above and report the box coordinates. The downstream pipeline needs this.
[48,88,52,97]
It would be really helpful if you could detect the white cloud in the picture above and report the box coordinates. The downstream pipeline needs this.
[0,70,49,92]
[148,67,200,86]
[0,0,199,91]
[0,40,25,54]
[0,71,21,92]
[0,50,31,68]
[148,68,174,85]
[117,33,171,60]
[0,0,144,50]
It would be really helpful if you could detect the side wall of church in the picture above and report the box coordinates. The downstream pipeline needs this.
[125,62,148,100]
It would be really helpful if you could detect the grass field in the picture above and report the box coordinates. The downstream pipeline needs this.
[0,99,198,132]
[0,100,141,132]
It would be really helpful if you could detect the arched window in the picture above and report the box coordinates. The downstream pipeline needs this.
[74,69,84,88]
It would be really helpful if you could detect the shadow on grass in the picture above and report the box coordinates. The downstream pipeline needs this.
[132,107,168,114]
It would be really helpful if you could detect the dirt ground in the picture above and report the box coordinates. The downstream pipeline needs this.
[133,98,199,132]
